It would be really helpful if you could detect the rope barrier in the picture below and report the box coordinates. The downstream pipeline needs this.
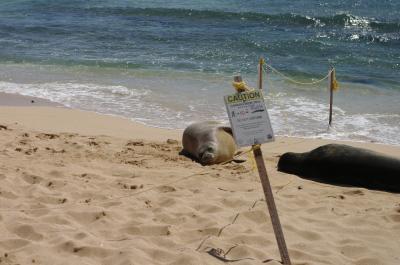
[265,64,332,86]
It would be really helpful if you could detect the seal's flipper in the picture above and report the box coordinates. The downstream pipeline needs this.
[233,159,246,163]
[179,149,197,161]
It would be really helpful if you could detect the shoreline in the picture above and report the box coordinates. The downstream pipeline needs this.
[1,105,400,155]
[1,91,399,152]
[0,91,64,107]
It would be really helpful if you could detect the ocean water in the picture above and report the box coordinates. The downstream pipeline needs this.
[0,0,399,144]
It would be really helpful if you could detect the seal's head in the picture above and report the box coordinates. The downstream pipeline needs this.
[277,152,305,175]
[198,143,217,165]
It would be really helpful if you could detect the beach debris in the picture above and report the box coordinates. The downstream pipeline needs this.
[45,147,66,153]
[0,125,8,130]
[19,139,28,145]
[24,147,38,155]
[144,200,152,208]
[36,133,59,139]
[166,139,178,145]
[126,140,144,146]
[206,247,256,263]
[88,141,99,146]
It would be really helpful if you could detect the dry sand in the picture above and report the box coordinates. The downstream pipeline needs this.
[0,102,400,265]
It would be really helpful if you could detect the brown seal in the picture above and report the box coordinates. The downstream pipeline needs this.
[182,121,236,165]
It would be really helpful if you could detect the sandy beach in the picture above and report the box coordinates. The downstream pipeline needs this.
[1,93,399,265]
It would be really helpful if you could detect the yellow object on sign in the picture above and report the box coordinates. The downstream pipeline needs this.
[232,81,252,93]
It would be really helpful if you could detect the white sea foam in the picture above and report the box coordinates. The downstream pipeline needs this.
[1,80,399,145]
[266,91,400,145]
[344,15,371,29]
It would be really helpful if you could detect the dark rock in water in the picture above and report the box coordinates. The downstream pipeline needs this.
[277,144,400,193]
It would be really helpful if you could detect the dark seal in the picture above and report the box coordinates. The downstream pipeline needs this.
[277,144,400,193]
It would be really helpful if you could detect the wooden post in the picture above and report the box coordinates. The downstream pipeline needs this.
[253,146,292,265]
[245,65,292,265]
[234,75,243,83]
[258,57,264,90]
[328,68,335,126]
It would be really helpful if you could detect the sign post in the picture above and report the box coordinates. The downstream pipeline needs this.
[252,145,291,265]
[224,68,291,264]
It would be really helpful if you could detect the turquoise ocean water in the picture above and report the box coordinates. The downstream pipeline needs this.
[0,0,399,144]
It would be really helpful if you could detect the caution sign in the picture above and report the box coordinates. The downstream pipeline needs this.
[224,90,274,147]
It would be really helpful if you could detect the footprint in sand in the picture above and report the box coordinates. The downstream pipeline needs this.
[11,224,44,241]
[121,225,171,236]
[158,198,177,208]
[296,229,322,241]
[66,210,107,225]
[40,215,71,226]
[338,244,370,259]
[241,210,269,224]
[354,257,382,265]
[22,174,43,184]
[157,185,176,193]
[73,232,88,240]
[0,190,18,199]
[0,238,30,250]
[195,204,223,214]
[57,241,114,258]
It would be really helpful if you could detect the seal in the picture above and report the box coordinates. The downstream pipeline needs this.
[182,121,236,165]
[277,144,400,193]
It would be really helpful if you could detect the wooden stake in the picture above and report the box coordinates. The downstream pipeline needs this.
[329,68,335,126]
[244,65,292,264]
[258,57,264,90]
[234,75,243,83]
[253,146,292,265]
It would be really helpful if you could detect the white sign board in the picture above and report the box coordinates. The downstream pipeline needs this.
[224,90,274,147]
